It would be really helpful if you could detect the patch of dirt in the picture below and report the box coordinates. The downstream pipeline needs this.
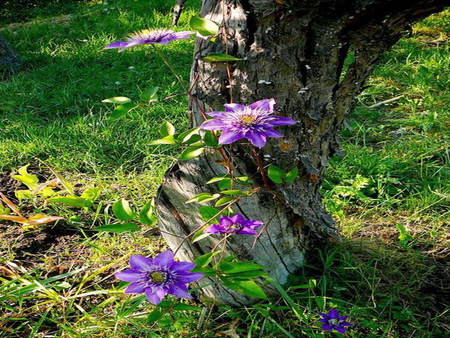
[0,222,89,274]
[0,169,90,274]
[0,171,22,202]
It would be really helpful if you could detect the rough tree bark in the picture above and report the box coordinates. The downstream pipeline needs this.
[0,34,21,74]
[157,0,450,305]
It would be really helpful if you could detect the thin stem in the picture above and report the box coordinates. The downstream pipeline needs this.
[251,145,271,190]
[151,44,189,93]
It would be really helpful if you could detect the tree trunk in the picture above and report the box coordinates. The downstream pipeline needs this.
[0,34,21,75]
[157,0,449,305]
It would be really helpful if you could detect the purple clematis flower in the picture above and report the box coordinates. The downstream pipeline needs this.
[115,251,204,305]
[204,214,264,235]
[200,98,297,148]
[104,29,195,51]
[318,309,353,333]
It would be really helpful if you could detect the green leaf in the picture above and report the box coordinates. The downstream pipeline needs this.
[179,146,205,160]
[191,225,212,243]
[112,199,135,221]
[228,270,269,279]
[47,196,91,208]
[206,176,230,184]
[285,167,299,183]
[0,203,10,214]
[148,135,176,145]
[139,87,159,103]
[81,187,101,202]
[93,222,140,232]
[194,251,221,269]
[160,121,176,137]
[223,279,267,299]
[15,190,34,200]
[215,196,235,207]
[203,131,220,148]
[146,308,163,323]
[189,16,219,36]
[198,205,220,221]
[186,193,221,204]
[204,53,242,62]
[48,169,75,196]
[110,102,136,119]
[102,96,131,104]
[173,304,202,311]
[268,165,285,184]
[12,165,39,190]
[177,128,200,144]
[219,261,267,274]
[218,179,231,190]
[220,189,246,196]
[139,201,158,226]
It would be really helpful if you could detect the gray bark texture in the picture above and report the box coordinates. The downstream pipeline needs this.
[157,0,450,305]
[0,34,21,74]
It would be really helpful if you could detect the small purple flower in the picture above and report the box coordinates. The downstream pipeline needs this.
[200,99,297,148]
[204,214,264,235]
[115,251,204,305]
[318,309,353,333]
[104,29,195,51]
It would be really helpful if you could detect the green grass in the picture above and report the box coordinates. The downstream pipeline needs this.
[0,1,449,337]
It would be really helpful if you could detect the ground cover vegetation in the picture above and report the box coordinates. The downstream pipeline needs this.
[0,0,448,336]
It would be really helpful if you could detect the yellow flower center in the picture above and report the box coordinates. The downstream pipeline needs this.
[241,115,255,124]
[149,271,166,283]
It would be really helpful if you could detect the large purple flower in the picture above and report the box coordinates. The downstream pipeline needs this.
[200,99,297,148]
[318,309,353,333]
[115,251,204,305]
[204,214,263,235]
[104,29,195,51]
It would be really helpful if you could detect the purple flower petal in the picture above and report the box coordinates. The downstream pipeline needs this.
[115,269,143,282]
[104,41,128,50]
[322,324,333,331]
[172,262,196,272]
[236,227,257,235]
[249,98,275,112]
[104,29,196,52]
[204,224,225,234]
[261,127,284,138]
[246,132,267,148]
[145,288,163,305]
[201,119,229,130]
[247,220,264,229]
[129,255,153,270]
[177,272,205,283]
[168,284,192,299]
[269,117,297,126]
[328,309,340,319]
[153,251,174,267]
[318,309,352,333]
[125,282,146,294]
[118,250,203,305]
[219,130,244,144]
[172,31,196,39]
[336,327,346,334]
[206,111,227,117]
[224,103,246,112]
[229,214,245,224]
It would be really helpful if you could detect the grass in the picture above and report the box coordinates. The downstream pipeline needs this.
[0,1,449,337]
